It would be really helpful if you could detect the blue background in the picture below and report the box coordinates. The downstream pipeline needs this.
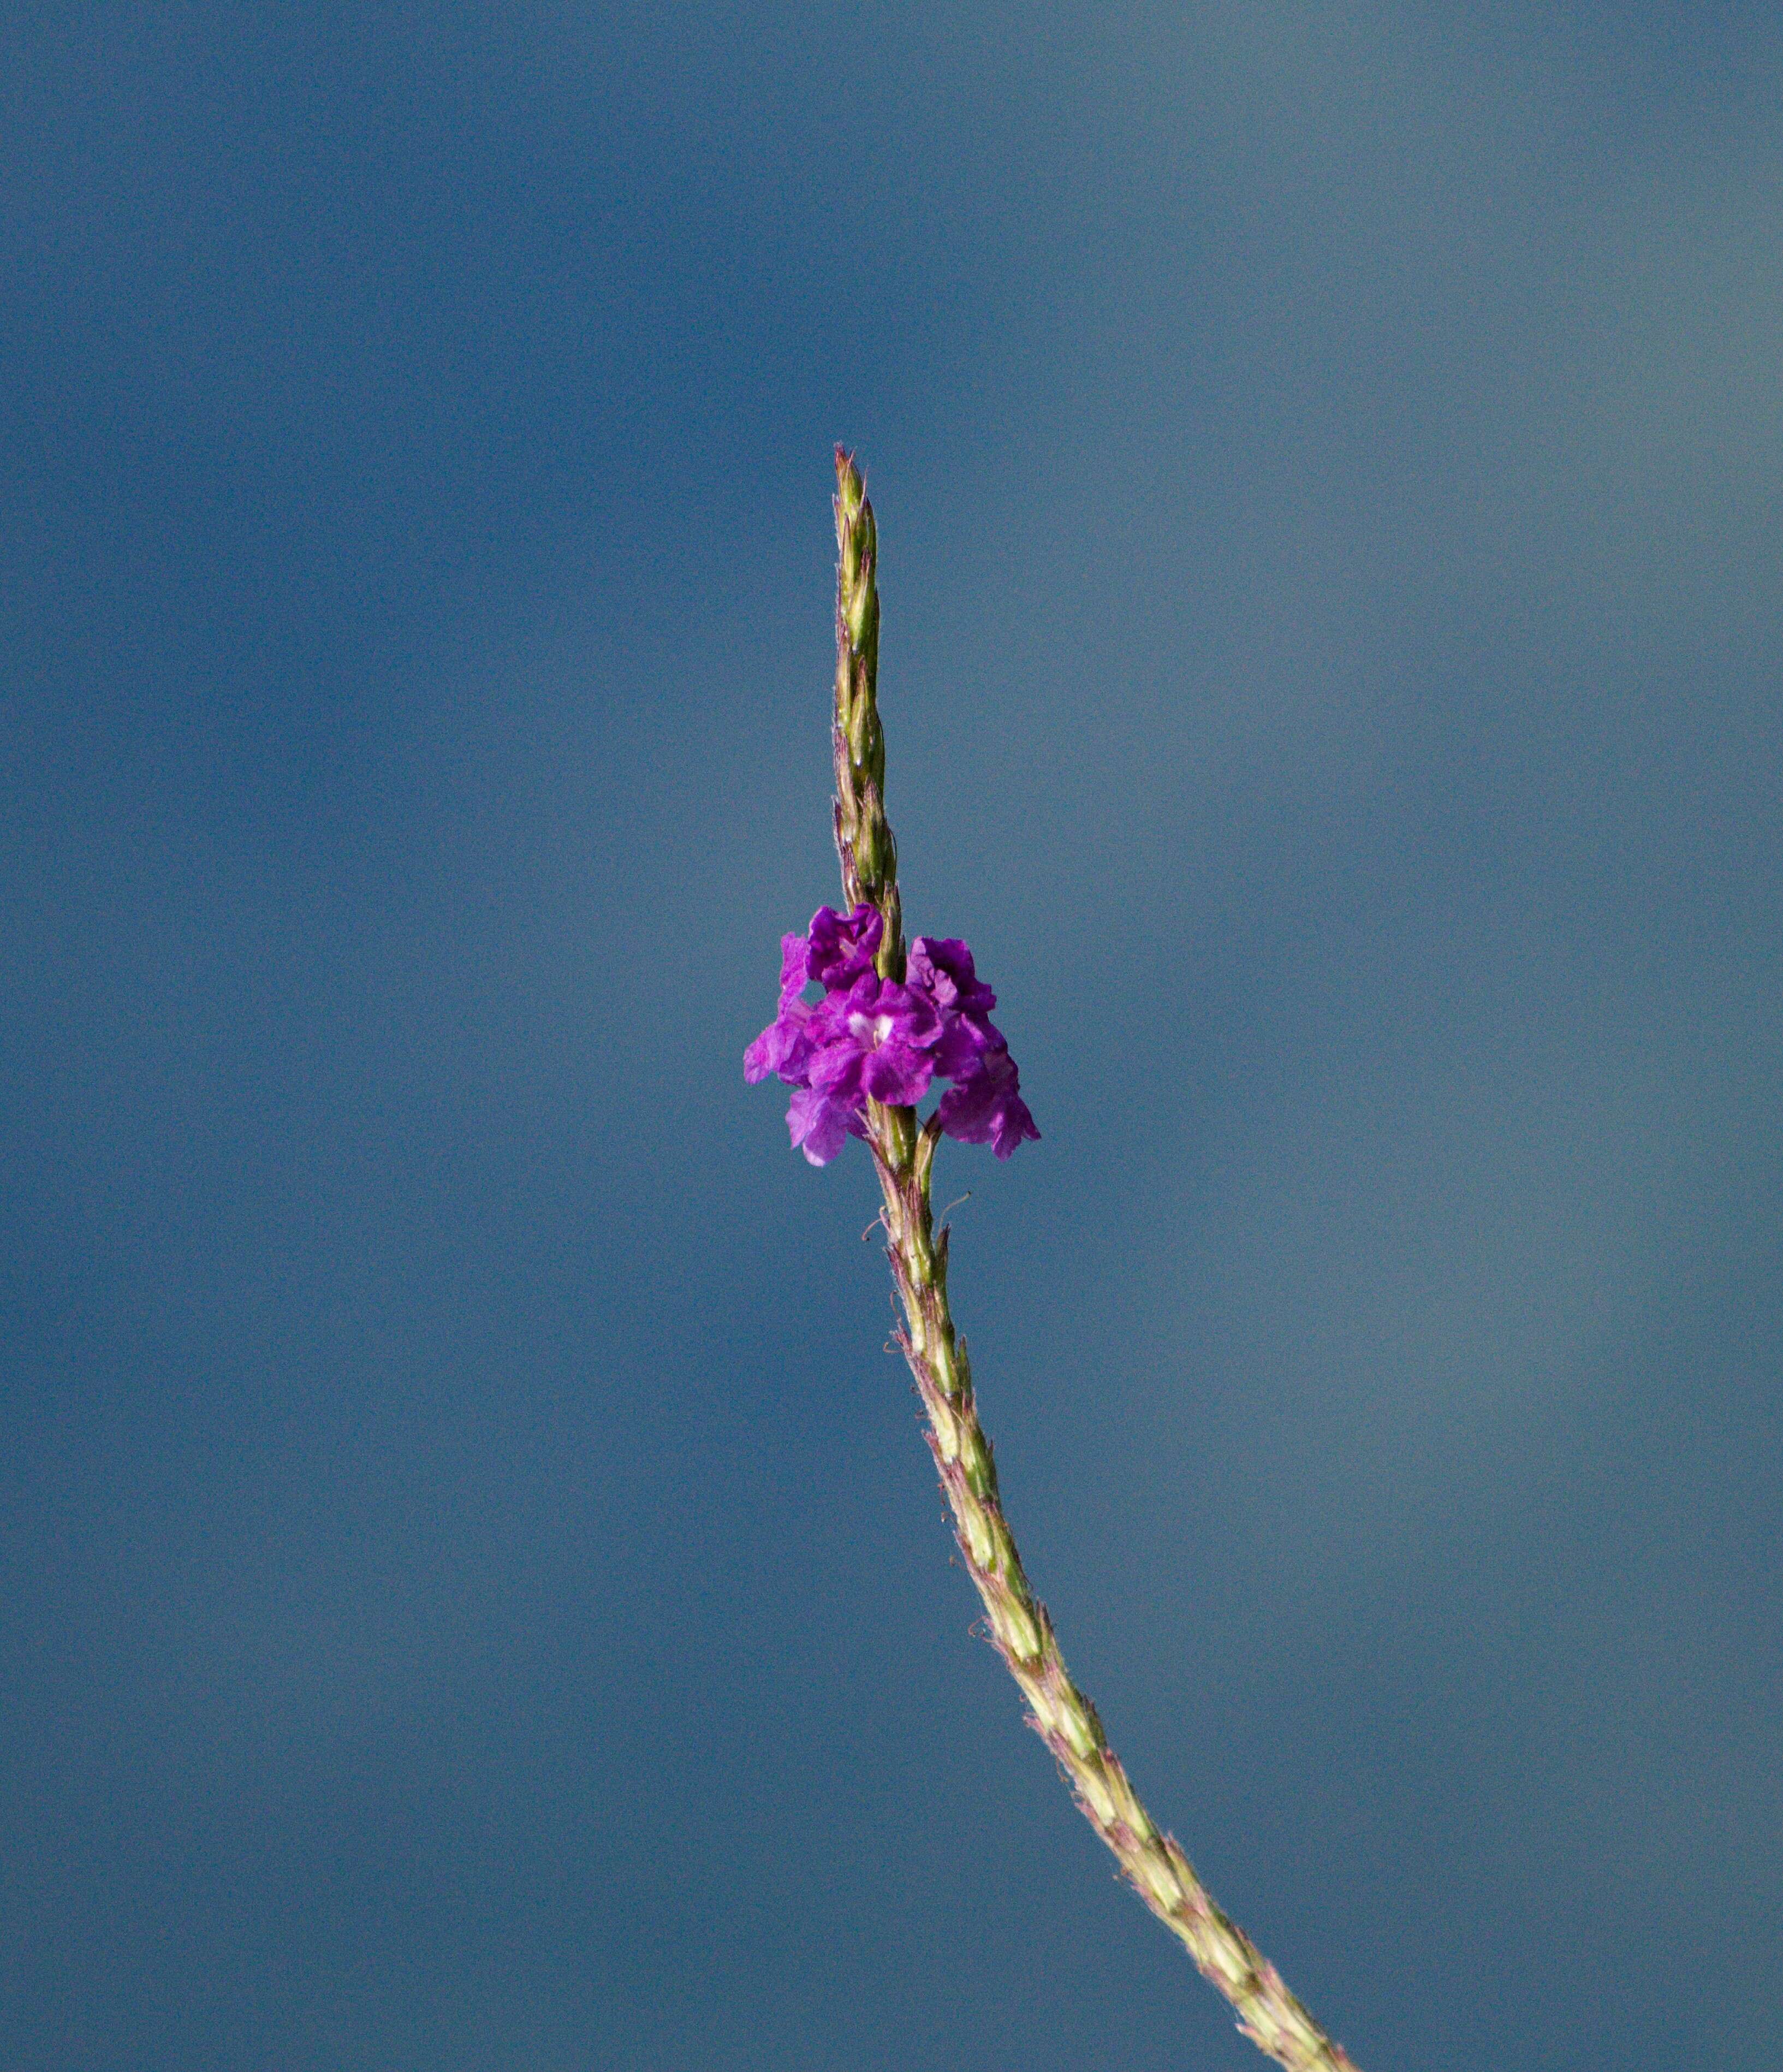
[4,7,1780,2068]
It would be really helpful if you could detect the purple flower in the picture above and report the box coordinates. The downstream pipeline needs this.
[907,935,1002,1078]
[907,936,996,1019]
[743,931,822,1085]
[744,904,883,1089]
[935,1047,1040,1160]
[750,960,941,1165]
[807,903,883,989]
[809,973,942,1110]
[747,906,1037,1166]
[785,1084,861,1167]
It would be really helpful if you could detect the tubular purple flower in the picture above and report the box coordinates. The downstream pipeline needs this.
[806,902,883,989]
[935,1046,1041,1159]
[908,934,1005,1078]
[907,935,996,1018]
[785,1083,859,1166]
[744,995,816,1086]
[745,903,896,1093]
[809,974,942,1109]
[744,931,817,1085]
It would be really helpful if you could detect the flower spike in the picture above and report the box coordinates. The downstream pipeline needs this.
[744,454,1360,2072]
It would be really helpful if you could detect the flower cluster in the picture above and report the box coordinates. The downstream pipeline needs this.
[745,904,1039,1166]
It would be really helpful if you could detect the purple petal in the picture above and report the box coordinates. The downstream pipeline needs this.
[859,1037,935,1106]
[807,1035,867,1105]
[776,931,811,1003]
[929,1013,998,1080]
[743,1027,777,1084]
[786,1084,855,1166]
[745,994,822,1085]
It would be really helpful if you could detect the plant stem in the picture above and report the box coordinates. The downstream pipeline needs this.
[829,447,1362,2072]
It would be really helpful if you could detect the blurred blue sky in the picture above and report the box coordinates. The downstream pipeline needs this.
[3,6,1780,2068]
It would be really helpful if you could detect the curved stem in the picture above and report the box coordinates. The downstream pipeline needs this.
[865,1108,1360,2072]
[829,448,1362,2072]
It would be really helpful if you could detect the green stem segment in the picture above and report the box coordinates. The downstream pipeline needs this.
[830,447,1362,2072]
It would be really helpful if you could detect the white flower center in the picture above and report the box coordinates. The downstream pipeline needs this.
[849,1010,896,1049]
